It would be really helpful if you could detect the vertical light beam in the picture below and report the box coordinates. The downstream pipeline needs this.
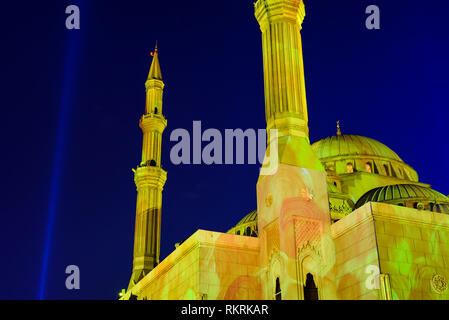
[38,11,84,299]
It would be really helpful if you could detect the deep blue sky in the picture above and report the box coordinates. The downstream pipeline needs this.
[1,0,448,299]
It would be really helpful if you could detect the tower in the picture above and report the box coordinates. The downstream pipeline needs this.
[254,0,336,299]
[128,45,167,289]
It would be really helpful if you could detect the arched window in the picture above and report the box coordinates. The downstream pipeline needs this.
[429,203,441,212]
[346,163,354,173]
[149,160,157,167]
[365,162,372,173]
[154,107,158,114]
[383,164,390,176]
[275,278,282,300]
[236,230,240,235]
[244,227,251,236]
[414,202,424,210]
[391,167,397,177]
[304,273,318,300]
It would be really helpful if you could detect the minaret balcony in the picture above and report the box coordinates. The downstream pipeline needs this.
[140,113,167,133]
[133,165,167,190]
[255,0,306,29]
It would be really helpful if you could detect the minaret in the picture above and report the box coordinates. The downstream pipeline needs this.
[255,0,321,170]
[128,45,167,289]
[254,0,336,300]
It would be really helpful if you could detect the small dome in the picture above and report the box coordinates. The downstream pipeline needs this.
[312,135,402,162]
[235,210,257,226]
[355,184,449,213]
[228,210,258,237]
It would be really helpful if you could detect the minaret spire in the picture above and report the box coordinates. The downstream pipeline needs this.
[337,121,342,136]
[129,45,168,290]
[148,43,162,81]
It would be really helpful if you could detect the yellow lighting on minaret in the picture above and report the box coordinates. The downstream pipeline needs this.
[255,0,308,136]
[255,0,323,171]
[128,45,167,290]
[255,0,332,300]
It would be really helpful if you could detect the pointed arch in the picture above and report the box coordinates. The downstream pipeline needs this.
[304,273,319,300]
[297,245,322,300]
[267,249,284,300]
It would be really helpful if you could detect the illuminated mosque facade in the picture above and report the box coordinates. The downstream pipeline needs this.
[122,0,449,300]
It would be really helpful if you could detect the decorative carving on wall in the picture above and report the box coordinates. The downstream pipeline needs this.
[329,201,352,216]
[294,216,323,251]
[431,274,448,294]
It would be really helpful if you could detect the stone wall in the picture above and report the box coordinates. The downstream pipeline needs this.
[332,204,381,300]
[126,230,261,300]
[373,202,449,300]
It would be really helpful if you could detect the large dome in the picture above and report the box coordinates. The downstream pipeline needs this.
[312,135,402,162]
[311,134,418,182]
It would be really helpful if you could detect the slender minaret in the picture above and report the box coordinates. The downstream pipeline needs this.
[255,0,336,300]
[255,0,321,169]
[128,45,167,289]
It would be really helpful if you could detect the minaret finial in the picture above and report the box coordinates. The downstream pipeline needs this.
[147,42,162,81]
[337,121,342,136]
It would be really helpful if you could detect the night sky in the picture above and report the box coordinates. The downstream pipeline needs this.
[1,0,448,300]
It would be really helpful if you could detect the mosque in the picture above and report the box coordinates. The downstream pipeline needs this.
[121,0,449,300]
